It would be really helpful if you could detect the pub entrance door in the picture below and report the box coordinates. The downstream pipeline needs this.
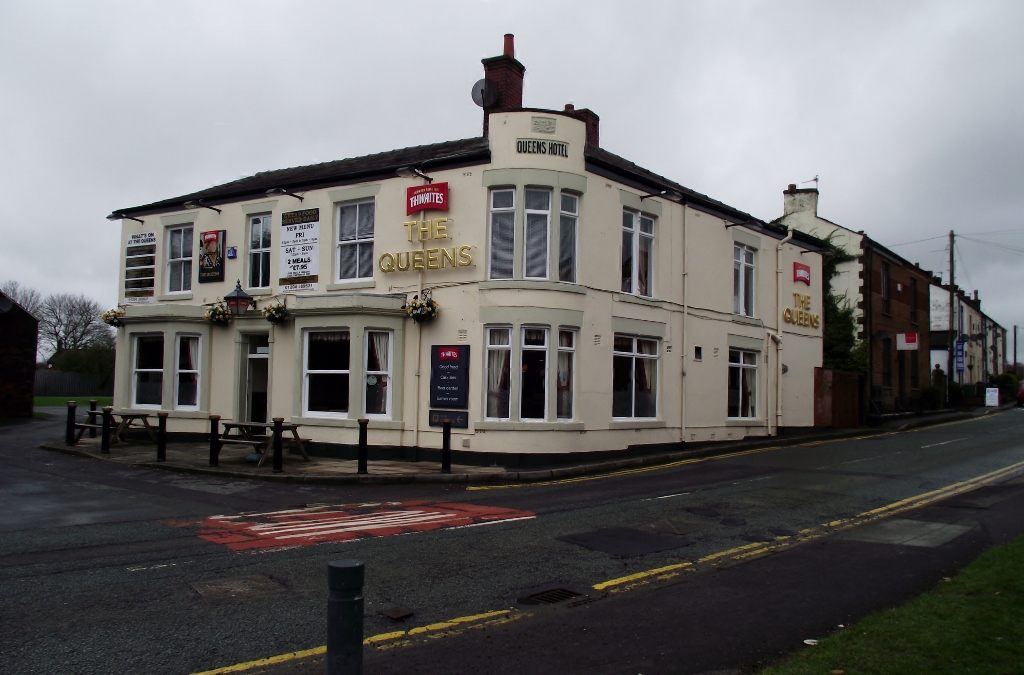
[244,334,269,423]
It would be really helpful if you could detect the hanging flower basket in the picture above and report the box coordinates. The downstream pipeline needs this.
[404,293,439,324]
[102,307,126,328]
[261,301,289,325]
[205,302,232,326]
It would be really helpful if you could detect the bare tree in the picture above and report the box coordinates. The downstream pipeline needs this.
[0,280,43,317]
[38,293,109,356]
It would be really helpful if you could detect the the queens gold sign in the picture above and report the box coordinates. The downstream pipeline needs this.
[784,292,820,328]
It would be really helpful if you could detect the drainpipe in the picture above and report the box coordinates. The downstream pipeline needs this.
[774,227,794,435]
[680,204,688,446]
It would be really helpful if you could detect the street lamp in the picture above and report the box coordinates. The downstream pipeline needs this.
[223,280,255,317]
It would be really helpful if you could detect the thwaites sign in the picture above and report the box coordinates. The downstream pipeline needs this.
[896,333,919,351]
[429,345,469,409]
[793,262,811,285]
[407,183,449,216]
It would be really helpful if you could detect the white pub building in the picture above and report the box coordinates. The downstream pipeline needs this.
[108,36,825,459]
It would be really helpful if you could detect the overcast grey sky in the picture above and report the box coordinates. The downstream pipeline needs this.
[2,1,1022,343]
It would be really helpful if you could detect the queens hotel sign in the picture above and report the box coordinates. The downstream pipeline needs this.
[379,182,473,273]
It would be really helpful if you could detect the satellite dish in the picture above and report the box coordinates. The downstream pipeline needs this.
[471,79,498,108]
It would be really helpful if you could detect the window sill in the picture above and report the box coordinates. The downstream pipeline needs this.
[479,280,586,295]
[725,418,763,427]
[608,419,665,429]
[327,280,376,291]
[475,421,585,431]
[291,416,403,430]
[731,314,761,326]
[246,288,274,297]
[157,293,193,301]
[614,293,664,307]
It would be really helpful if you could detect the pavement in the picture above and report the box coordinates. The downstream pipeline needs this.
[2,406,1023,675]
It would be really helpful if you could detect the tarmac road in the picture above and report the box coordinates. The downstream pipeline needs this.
[1,408,1022,674]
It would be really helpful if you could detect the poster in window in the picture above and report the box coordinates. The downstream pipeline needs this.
[197,230,226,283]
[279,209,320,292]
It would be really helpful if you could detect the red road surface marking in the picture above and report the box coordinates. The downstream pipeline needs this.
[168,501,535,551]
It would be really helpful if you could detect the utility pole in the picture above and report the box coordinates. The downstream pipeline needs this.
[1015,325,1018,378]
[948,230,956,395]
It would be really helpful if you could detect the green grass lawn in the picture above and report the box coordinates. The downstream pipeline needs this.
[34,396,113,408]
[761,533,1024,675]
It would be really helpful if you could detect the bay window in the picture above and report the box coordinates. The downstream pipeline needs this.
[337,201,374,280]
[612,335,658,418]
[489,190,515,279]
[304,331,350,416]
[557,329,575,419]
[727,349,757,418]
[485,327,512,419]
[167,225,193,293]
[622,211,654,297]
[249,214,272,288]
[133,335,164,408]
[520,327,548,419]
[559,194,578,283]
[364,330,392,418]
[733,245,755,316]
[523,190,550,279]
[174,335,200,409]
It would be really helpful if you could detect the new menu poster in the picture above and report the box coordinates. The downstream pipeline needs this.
[279,208,320,292]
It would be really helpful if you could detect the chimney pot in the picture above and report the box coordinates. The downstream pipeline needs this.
[787,184,797,191]
[503,33,514,57]
[564,103,575,112]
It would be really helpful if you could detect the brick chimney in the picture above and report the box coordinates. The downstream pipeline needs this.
[481,34,526,138]
[565,104,600,146]
[783,184,819,217]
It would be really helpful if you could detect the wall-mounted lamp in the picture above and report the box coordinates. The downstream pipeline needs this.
[265,188,304,201]
[183,200,222,213]
[396,166,433,183]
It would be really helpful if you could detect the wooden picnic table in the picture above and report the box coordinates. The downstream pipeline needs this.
[111,412,157,444]
[221,421,310,467]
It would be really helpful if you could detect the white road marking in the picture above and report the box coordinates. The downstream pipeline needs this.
[921,437,967,449]
[643,492,690,501]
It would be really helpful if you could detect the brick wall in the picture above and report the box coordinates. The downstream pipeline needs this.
[0,302,38,418]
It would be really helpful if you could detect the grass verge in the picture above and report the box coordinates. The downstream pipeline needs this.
[34,396,113,407]
[761,533,1024,675]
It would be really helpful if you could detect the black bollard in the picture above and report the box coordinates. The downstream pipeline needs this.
[88,400,98,438]
[100,406,112,454]
[357,418,368,475]
[327,560,364,675]
[209,415,221,467]
[65,402,78,446]
[156,412,168,462]
[272,417,283,473]
[441,419,452,474]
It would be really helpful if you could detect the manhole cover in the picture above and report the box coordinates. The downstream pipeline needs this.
[378,607,415,621]
[189,575,285,600]
[943,485,1022,510]
[557,527,693,557]
[843,519,973,548]
[686,507,721,518]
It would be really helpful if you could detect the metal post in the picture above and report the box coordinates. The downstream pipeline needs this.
[65,401,77,446]
[272,417,283,473]
[88,399,98,438]
[157,412,168,462]
[209,415,220,467]
[441,419,452,474]
[357,418,368,475]
[327,559,364,675]
[101,406,112,454]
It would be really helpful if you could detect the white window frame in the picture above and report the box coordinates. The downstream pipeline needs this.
[302,330,351,419]
[523,189,551,280]
[248,214,272,289]
[485,325,513,420]
[556,328,576,420]
[733,244,755,317]
[612,334,659,419]
[520,325,549,420]
[488,189,516,280]
[727,349,758,419]
[336,200,375,281]
[559,193,578,283]
[174,334,201,411]
[362,329,393,420]
[166,225,193,294]
[132,334,164,409]
[622,210,654,297]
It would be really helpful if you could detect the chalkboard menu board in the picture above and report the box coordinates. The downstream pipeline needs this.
[124,232,156,303]
[429,345,469,409]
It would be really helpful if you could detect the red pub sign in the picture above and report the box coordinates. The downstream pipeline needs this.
[793,262,811,285]
[407,182,449,215]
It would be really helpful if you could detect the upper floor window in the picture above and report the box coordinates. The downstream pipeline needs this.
[881,263,891,315]
[523,190,550,279]
[733,244,754,316]
[175,335,200,410]
[489,190,515,279]
[167,226,193,293]
[249,215,272,289]
[559,194,578,283]
[133,335,163,408]
[910,278,919,324]
[728,349,757,418]
[622,211,654,297]
[612,334,658,418]
[337,201,374,280]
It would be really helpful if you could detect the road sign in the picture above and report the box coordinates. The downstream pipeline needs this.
[955,340,965,373]
[429,409,468,428]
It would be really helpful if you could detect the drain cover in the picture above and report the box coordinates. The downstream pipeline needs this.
[558,527,693,557]
[518,587,582,605]
[378,607,415,621]
[189,575,284,600]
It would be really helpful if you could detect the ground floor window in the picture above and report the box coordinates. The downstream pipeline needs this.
[364,330,392,417]
[133,335,163,407]
[613,334,658,418]
[486,327,512,419]
[175,335,200,409]
[557,329,575,420]
[520,327,548,419]
[728,349,757,418]
[304,331,350,416]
